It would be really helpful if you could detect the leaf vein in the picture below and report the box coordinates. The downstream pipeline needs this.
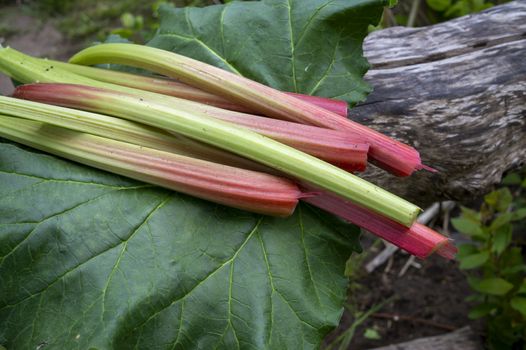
[0,169,152,189]
[294,0,338,47]
[257,232,275,346]
[133,218,263,337]
[298,206,324,315]
[101,196,170,323]
[285,0,298,92]
[275,290,317,329]
[0,190,119,265]
[169,299,185,350]
[308,30,342,96]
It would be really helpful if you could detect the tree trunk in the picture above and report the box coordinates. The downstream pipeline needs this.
[357,1,526,205]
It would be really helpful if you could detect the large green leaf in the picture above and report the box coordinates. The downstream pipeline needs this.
[0,143,359,349]
[148,0,386,105]
[0,0,385,347]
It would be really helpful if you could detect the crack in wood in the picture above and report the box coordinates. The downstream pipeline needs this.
[371,33,525,69]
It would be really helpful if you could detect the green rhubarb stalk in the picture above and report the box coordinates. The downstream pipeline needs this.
[48,59,349,117]
[14,83,421,226]
[0,47,365,168]
[0,114,302,216]
[68,43,427,177]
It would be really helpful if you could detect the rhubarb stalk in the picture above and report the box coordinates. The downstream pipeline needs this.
[48,60,349,117]
[13,82,421,227]
[0,115,302,216]
[302,188,456,259]
[69,43,427,176]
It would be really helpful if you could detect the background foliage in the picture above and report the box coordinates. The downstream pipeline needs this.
[453,168,526,349]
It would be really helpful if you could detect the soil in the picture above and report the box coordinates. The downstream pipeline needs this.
[325,244,481,349]
[0,5,484,349]
[0,5,82,95]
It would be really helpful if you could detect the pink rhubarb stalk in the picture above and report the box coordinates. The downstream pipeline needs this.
[69,43,429,176]
[0,115,302,216]
[302,188,456,259]
[14,83,369,171]
[49,60,349,117]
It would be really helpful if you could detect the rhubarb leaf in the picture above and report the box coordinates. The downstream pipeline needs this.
[0,0,384,347]
[147,0,386,105]
[0,142,359,349]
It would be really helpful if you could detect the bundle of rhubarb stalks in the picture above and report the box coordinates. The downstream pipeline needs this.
[0,43,456,259]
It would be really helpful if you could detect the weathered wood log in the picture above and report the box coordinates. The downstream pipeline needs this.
[356,1,526,205]
[370,326,481,350]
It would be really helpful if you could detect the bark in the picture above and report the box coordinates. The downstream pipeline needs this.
[356,1,526,205]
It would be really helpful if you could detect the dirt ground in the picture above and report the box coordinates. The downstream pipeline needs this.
[0,5,481,349]
[327,245,478,349]
[0,5,82,95]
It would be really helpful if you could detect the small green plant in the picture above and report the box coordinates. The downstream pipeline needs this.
[453,169,526,349]
[324,298,392,350]
[111,12,145,40]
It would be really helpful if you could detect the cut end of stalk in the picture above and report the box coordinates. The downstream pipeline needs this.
[435,240,458,260]
[418,164,438,173]
[408,223,455,259]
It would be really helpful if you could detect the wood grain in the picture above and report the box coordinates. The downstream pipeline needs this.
[356,1,526,205]
[370,326,481,350]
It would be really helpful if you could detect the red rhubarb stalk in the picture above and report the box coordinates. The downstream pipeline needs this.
[286,92,348,118]
[49,60,349,117]
[69,43,427,176]
[302,189,456,259]
[198,108,368,171]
